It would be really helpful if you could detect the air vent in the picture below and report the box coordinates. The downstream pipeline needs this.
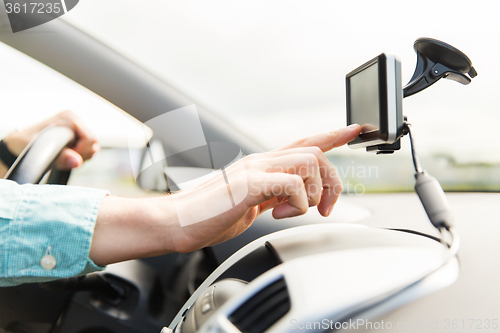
[228,277,291,333]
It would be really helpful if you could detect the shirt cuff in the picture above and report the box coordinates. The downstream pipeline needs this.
[0,180,109,286]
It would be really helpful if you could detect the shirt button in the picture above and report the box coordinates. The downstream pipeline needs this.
[41,254,57,270]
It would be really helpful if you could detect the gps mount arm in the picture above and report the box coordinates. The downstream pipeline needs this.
[372,38,471,251]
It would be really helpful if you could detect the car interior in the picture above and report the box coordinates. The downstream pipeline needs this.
[1,2,499,333]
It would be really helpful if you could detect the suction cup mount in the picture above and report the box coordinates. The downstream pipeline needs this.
[403,37,477,98]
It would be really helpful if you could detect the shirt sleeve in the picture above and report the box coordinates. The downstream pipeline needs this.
[0,179,109,287]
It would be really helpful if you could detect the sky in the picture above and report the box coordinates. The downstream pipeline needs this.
[1,0,499,162]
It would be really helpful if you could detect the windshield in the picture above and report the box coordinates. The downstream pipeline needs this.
[63,0,500,192]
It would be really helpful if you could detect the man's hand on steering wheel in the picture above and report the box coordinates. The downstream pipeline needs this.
[2,110,100,173]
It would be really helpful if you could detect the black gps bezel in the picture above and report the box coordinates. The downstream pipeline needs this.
[346,53,389,145]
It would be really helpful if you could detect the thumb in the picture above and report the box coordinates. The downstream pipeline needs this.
[55,148,84,170]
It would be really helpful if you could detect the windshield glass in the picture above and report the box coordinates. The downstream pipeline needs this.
[63,0,500,192]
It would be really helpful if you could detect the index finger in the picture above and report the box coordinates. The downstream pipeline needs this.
[277,124,361,153]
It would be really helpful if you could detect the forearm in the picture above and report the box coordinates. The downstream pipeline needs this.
[89,195,179,266]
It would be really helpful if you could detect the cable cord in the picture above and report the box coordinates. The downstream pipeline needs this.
[405,120,460,257]
[405,122,424,174]
[444,225,460,257]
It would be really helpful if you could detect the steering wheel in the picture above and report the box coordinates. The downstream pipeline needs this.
[4,126,76,185]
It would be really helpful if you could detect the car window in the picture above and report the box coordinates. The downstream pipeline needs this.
[60,1,500,192]
[0,42,148,147]
[0,42,151,195]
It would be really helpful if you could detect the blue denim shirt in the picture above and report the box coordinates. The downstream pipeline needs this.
[0,179,109,287]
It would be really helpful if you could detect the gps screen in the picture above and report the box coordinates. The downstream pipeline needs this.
[348,62,380,134]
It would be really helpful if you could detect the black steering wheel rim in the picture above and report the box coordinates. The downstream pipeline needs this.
[4,126,75,185]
